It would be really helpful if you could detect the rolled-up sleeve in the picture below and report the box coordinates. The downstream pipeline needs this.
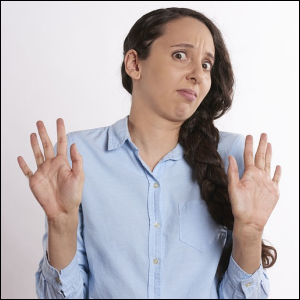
[219,254,269,299]
[35,250,85,299]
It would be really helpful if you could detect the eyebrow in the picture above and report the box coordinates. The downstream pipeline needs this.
[170,43,215,62]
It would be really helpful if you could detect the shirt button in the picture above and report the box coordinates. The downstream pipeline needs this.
[153,258,159,264]
[245,283,252,287]
[154,222,160,228]
[153,183,159,188]
[56,277,61,284]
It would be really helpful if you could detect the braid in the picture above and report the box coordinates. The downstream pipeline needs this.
[179,106,277,279]
[179,107,234,280]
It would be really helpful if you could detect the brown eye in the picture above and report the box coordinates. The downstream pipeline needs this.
[173,51,187,60]
[203,62,212,71]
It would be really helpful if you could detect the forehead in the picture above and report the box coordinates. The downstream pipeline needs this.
[154,17,215,53]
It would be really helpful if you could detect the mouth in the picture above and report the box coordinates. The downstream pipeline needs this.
[177,89,197,101]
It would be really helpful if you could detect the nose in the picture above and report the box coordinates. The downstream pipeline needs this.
[186,62,205,84]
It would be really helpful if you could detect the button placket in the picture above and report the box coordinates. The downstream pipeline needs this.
[146,166,164,299]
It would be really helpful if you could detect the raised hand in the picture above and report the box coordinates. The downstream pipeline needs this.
[17,119,85,222]
[227,133,281,233]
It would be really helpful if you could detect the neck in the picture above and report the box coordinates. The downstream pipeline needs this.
[128,110,183,171]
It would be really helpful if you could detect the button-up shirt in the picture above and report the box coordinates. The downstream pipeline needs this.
[36,116,269,299]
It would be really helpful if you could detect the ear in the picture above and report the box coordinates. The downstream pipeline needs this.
[124,49,141,80]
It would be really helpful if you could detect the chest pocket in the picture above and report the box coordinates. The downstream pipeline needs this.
[179,200,226,252]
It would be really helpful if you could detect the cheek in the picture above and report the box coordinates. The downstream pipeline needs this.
[201,78,212,98]
[153,73,176,97]
[148,68,172,93]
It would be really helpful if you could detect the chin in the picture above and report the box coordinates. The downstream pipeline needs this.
[174,110,195,121]
[174,104,197,119]
[160,106,196,123]
[167,113,193,123]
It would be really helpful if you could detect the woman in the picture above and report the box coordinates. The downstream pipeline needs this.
[18,7,281,299]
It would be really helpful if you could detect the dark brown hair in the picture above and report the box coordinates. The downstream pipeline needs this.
[121,7,277,279]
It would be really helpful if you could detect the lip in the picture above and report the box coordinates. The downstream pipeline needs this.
[177,89,197,101]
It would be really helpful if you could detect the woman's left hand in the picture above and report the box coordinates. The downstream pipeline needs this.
[228,133,281,234]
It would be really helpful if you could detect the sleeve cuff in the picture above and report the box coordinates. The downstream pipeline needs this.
[41,251,82,297]
[227,254,268,297]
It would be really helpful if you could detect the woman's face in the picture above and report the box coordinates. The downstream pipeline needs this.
[134,17,215,123]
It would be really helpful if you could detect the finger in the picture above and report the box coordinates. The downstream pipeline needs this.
[30,133,44,167]
[227,155,239,191]
[264,143,272,176]
[272,165,282,186]
[244,135,254,169]
[70,143,84,179]
[17,156,33,179]
[56,118,67,156]
[254,133,268,170]
[36,121,54,160]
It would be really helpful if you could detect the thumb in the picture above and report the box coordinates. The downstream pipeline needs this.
[227,155,239,190]
[70,143,83,178]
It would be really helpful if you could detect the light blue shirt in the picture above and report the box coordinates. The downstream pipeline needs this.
[36,116,270,299]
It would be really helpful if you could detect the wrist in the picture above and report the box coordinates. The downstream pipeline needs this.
[48,212,79,235]
[233,221,263,242]
[232,222,263,273]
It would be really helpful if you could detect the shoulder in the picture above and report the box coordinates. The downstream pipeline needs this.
[67,125,108,144]
[218,131,246,177]
[66,116,128,146]
[218,131,245,153]
[65,116,129,154]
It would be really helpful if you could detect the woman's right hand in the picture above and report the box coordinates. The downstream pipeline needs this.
[17,118,85,222]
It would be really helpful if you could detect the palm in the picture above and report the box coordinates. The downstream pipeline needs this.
[18,119,84,221]
[228,134,281,232]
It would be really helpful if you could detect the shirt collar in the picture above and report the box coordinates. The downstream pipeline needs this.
[108,116,131,151]
[108,115,184,161]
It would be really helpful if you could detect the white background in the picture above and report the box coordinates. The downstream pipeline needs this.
[1,1,299,299]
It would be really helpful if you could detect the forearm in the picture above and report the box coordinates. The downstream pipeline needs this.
[232,222,262,274]
[47,213,79,271]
